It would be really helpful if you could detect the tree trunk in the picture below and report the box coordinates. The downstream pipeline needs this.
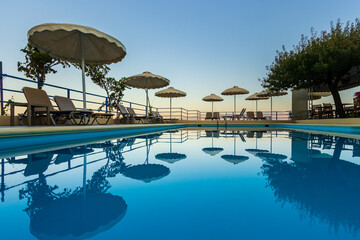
[328,83,346,118]
[37,72,45,90]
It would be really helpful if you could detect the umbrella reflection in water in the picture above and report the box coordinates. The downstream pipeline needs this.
[245,131,269,157]
[122,134,170,183]
[221,131,249,164]
[202,130,224,156]
[155,131,187,164]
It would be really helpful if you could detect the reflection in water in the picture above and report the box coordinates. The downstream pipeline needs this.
[19,140,129,239]
[155,132,187,164]
[2,129,360,239]
[221,131,249,164]
[262,131,360,234]
[245,131,269,156]
[9,152,54,177]
[202,130,224,156]
[122,135,170,182]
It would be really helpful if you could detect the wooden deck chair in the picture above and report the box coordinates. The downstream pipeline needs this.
[212,112,220,120]
[205,112,212,120]
[54,96,93,125]
[247,111,256,120]
[116,103,132,123]
[126,107,147,123]
[234,108,246,120]
[22,87,76,125]
[256,111,266,120]
[54,96,113,125]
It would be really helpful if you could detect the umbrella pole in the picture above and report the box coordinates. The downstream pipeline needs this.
[170,133,172,153]
[256,100,258,112]
[170,98,172,119]
[270,96,273,120]
[233,95,235,117]
[146,79,149,117]
[212,102,214,118]
[234,134,236,155]
[81,33,86,110]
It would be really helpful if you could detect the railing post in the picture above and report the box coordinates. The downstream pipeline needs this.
[276,111,278,120]
[105,97,108,113]
[67,89,71,99]
[187,110,188,120]
[181,108,183,120]
[0,62,3,116]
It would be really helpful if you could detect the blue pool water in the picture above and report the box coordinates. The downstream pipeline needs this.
[1,128,360,239]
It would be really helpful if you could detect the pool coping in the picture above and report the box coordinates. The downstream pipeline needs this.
[0,123,186,138]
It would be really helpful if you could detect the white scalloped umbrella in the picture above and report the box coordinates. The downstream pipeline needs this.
[202,93,224,117]
[28,23,126,109]
[155,87,186,119]
[221,86,249,116]
[124,72,170,116]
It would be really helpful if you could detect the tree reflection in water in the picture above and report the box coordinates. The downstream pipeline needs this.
[261,135,360,234]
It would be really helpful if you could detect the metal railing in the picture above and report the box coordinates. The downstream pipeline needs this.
[0,71,291,121]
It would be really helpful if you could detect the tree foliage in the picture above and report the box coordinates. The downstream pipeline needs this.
[17,44,70,89]
[73,64,128,111]
[261,19,360,117]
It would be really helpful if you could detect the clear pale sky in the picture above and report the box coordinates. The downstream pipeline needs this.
[1,0,360,114]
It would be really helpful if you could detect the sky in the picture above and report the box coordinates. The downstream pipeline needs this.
[1,0,360,114]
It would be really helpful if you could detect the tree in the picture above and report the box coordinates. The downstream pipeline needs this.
[17,44,70,89]
[261,19,360,118]
[73,64,128,111]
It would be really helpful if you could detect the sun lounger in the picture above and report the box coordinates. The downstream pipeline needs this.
[54,96,113,125]
[256,111,266,120]
[205,112,212,120]
[126,107,148,123]
[54,96,93,125]
[116,103,133,123]
[212,112,220,120]
[247,111,256,120]
[17,87,79,126]
[234,108,246,120]
[222,108,246,121]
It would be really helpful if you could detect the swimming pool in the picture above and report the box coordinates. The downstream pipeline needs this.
[1,127,359,239]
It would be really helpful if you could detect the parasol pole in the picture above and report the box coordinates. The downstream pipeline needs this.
[170,97,172,119]
[146,137,149,164]
[256,100,258,112]
[234,95,236,116]
[270,96,273,120]
[145,79,149,117]
[81,33,86,110]
[234,134,236,155]
[212,102,214,118]
[170,133,172,153]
